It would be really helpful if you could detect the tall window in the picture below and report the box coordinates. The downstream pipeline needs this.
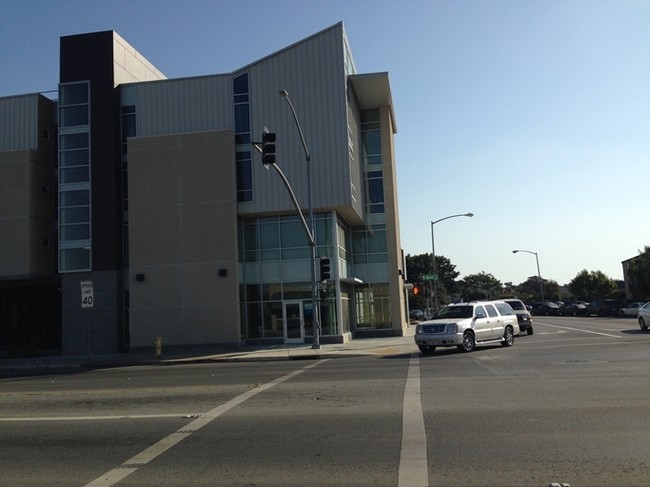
[233,73,252,202]
[58,81,91,272]
[238,214,336,340]
[120,85,136,270]
[361,109,384,214]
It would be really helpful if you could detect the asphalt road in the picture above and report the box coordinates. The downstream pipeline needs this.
[1,316,649,486]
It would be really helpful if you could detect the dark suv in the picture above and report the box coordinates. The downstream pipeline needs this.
[504,299,534,335]
[584,299,620,317]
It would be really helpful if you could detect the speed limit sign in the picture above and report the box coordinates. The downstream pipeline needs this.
[81,281,94,309]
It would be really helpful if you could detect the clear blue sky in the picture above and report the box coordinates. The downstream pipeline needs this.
[2,0,648,286]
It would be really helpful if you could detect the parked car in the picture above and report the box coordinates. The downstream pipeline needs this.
[414,300,519,354]
[584,299,620,317]
[619,302,646,317]
[409,309,424,321]
[638,302,650,331]
[558,302,587,316]
[530,302,560,316]
[504,299,534,335]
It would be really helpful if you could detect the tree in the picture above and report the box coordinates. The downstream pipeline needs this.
[516,276,544,303]
[568,270,617,301]
[627,246,650,300]
[543,279,561,301]
[458,272,502,301]
[405,253,460,307]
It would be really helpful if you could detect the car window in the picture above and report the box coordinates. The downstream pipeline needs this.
[437,306,474,319]
[495,302,514,316]
[505,300,525,310]
[474,305,487,319]
[485,304,499,318]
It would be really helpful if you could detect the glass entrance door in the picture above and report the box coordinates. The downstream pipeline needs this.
[283,300,305,344]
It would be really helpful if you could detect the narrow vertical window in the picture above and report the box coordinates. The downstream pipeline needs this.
[361,109,384,214]
[58,81,92,272]
[233,73,252,202]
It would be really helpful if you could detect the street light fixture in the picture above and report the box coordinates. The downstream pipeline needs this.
[431,212,474,312]
[512,249,544,302]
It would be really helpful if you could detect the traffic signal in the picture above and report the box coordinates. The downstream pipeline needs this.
[319,257,331,281]
[413,284,420,295]
[262,131,276,165]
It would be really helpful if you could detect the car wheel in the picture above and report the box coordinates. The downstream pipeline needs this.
[458,331,475,353]
[619,310,625,317]
[418,345,436,354]
[527,326,534,336]
[501,326,514,347]
[640,317,648,331]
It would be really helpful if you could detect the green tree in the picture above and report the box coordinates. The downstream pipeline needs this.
[405,253,460,307]
[568,270,617,300]
[544,279,561,301]
[458,272,502,301]
[627,246,650,300]
[516,276,544,303]
[513,277,561,303]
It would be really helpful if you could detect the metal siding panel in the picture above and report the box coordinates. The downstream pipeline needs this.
[245,24,349,217]
[134,76,232,137]
[0,95,39,151]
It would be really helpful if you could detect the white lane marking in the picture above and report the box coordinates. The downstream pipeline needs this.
[84,360,326,487]
[537,321,622,338]
[0,413,200,422]
[398,353,428,487]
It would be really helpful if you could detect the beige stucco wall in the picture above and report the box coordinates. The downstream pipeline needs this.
[380,106,408,336]
[0,149,56,278]
[127,130,240,348]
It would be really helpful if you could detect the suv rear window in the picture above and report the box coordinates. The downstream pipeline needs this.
[495,302,515,316]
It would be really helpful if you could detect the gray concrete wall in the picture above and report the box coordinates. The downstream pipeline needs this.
[128,130,240,348]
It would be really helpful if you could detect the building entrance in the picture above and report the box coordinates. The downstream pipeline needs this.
[283,300,305,344]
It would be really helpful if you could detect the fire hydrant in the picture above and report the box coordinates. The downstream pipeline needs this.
[153,336,163,359]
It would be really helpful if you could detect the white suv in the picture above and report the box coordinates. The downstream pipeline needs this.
[414,301,520,354]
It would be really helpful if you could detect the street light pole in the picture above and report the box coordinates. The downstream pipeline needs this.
[512,249,544,302]
[431,212,474,312]
[279,90,320,349]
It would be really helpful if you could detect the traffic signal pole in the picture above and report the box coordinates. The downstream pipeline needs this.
[279,90,320,349]
[255,91,321,349]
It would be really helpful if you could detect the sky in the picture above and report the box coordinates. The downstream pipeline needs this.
[2,0,649,286]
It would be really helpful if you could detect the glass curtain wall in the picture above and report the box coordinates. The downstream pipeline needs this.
[58,81,91,272]
[239,214,337,341]
[351,108,391,330]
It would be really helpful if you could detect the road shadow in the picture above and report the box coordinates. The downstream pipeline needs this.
[620,328,649,335]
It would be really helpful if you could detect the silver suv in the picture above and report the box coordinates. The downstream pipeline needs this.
[414,301,520,354]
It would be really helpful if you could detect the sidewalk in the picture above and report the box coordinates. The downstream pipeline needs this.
[0,326,417,375]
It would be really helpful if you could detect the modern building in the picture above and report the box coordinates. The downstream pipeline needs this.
[0,22,408,357]
[622,253,649,301]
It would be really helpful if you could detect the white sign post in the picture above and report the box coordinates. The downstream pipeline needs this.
[81,281,94,360]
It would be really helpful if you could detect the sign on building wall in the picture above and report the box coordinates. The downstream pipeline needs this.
[80,281,94,309]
